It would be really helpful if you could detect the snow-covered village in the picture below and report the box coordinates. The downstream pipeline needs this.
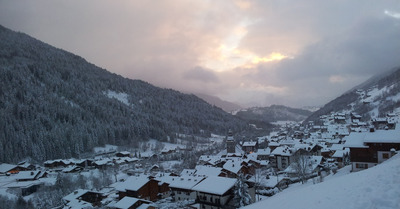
[1,103,400,208]
[1,1,400,209]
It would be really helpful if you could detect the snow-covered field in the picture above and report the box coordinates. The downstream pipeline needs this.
[244,154,400,209]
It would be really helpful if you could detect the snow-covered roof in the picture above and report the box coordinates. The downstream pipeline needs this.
[223,159,244,174]
[330,144,344,151]
[293,143,317,151]
[243,141,257,147]
[115,175,152,192]
[64,199,92,209]
[198,155,223,165]
[271,146,294,156]
[13,170,41,180]
[344,125,400,148]
[257,147,271,155]
[284,156,323,174]
[5,180,42,189]
[332,148,350,158]
[0,163,17,173]
[192,176,236,195]
[94,158,112,166]
[113,196,140,209]
[280,139,296,146]
[62,166,81,173]
[63,189,89,202]
[194,165,223,177]
[343,132,369,148]
[18,162,34,169]
[363,125,400,143]
[180,169,196,176]
[155,175,205,190]
[268,142,280,147]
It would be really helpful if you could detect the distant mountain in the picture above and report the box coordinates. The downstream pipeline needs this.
[0,25,249,163]
[306,67,400,123]
[194,93,242,112]
[234,105,313,128]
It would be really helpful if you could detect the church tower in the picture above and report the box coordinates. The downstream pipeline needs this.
[226,129,235,153]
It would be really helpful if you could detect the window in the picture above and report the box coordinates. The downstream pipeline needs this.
[356,163,368,169]
[382,153,389,159]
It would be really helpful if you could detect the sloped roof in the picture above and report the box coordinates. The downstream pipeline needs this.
[195,165,223,177]
[0,163,17,173]
[243,141,257,147]
[14,170,41,180]
[223,159,244,174]
[192,176,236,195]
[63,189,89,202]
[113,196,140,209]
[257,148,271,155]
[344,125,400,148]
[332,148,350,158]
[155,175,205,190]
[115,175,152,192]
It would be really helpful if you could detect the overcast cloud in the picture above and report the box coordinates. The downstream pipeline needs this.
[1,0,399,107]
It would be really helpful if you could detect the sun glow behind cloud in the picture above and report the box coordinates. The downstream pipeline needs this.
[251,52,289,64]
[202,20,290,72]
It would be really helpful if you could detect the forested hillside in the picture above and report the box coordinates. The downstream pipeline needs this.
[234,105,313,123]
[306,67,400,123]
[0,25,249,163]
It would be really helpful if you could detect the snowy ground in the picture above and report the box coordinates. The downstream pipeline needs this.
[244,154,400,209]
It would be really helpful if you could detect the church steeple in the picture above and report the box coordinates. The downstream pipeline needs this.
[226,129,235,153]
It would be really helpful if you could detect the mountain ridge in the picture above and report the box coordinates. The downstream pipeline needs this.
[193,93,242,112]
[232,105,313,132]
[0,25,249,163]
[305,67,400,123]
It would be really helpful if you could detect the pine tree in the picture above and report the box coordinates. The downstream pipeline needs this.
[233,174,252,208]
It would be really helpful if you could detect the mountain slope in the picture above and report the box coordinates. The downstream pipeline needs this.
[306,67,400,123]
[194,93,242,112]
[244,154,400,209]
[0,25,249,163]
[234,105,313,123]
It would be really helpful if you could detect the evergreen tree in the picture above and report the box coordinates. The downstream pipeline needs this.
[233,174,252,208]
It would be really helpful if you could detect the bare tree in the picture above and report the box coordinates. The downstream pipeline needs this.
[292,152,311,184]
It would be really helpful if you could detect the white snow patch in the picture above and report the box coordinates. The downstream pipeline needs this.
[104,90,130,106]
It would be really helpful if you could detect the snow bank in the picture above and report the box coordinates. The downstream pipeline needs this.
[244,154,400,209]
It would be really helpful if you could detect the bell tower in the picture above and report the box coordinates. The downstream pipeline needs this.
[226,129,235,153]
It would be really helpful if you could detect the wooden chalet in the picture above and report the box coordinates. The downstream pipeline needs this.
[63,189,106,207]
[0,163,25,174]
[242,141,258,154]
[115,175,163,201]
[344,125,400,172]
[192,176,238,209]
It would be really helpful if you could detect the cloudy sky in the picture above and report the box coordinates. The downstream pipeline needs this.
[1,0,400,108]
